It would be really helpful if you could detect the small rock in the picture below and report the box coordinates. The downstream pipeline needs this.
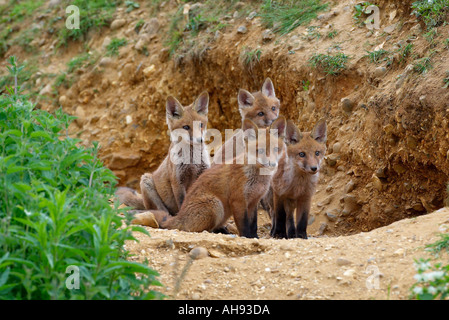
[74,106,85,126]
[393,248,404,257]
[410,23,422,35]
[326,154,339,167]
[343,269,356,277]
[344,180,356,193]
[111,19,126,30]
[262,29,274,41]
[374,66,387,78]
[383,23,397,34]
[109,153,141,170]
[336,258,352,266]
[372,174,383,191]
[125,115,132,125]
[393,163,406,174]
[325,210,338,222]
[332,142,342,153]
[99,57,114,67]
[58,95,69,108]
[375,167,387,178]
[318,222,328,235]
[39,84,53,96]
[143,65,156,77]
[189,247,209,260]
[342,194,360,216]
[341,97,353,113]
[237,25,247,34]
[247,11,257,20]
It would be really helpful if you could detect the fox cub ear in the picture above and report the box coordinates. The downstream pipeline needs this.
[242,118,258,141]
[311,119,327,143]
[238,89,255,109]
[270,115,286,138]
[261,77,276,98]
[286,120,302,144]
[166,96,184,119]
[194,91,209,115]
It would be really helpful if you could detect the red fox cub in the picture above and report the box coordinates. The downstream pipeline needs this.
[116,92,210,215]
[270,119,327,239]
[150,116,287,238]
[212,77,280,164]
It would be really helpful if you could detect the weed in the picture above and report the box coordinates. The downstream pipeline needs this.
[106,38,128,57]
[125,0,139,12]
[0,57,163,299]
[260,0,328,35]
[353,2,374,27]
[365,49,390,64]
[443,71,449,88]
[412,0,449,29]
[327,30,338,39]
[302,80,310,91]
[413,56,433,74]
[57,0,119,46]
[309,52,349,75]
[398,43,413,64]
[305,26,321,40]
[240,46,262,72]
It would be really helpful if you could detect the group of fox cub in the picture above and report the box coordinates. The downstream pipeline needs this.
[116,78,327,239]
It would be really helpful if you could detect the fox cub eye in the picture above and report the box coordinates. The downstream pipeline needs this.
[258,112,264,116]
[271,106,276,111]
[299,152,306,157]
[183,125,190,130]
[315,151,320,156]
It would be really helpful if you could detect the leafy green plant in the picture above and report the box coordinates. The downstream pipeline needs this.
[412,0,449,29]
[309,52,349,75]
[0,57,163,300]
[260,0,328,35]
[106,38,128,57]
[305,26,321,40]
[353,2,374,27]
[411,259,449,300]
[125,0,139,12]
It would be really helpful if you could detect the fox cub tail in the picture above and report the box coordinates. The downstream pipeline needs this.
[115,187,146,210]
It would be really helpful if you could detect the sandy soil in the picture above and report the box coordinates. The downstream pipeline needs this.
[125,207,449,300]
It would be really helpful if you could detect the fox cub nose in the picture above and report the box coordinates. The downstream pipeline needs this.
[310,166,317,172]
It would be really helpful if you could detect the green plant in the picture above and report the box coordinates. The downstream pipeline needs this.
[412,0,449,29]
[302,80,310,91]
[58,0,119,46]
[443,71,449,88]
[240,46,262,72]
[353,2,374,27]
[398,43,413,64]
[309,52,349,75]
[365,49,390,64]
[106,38,128,57]
[327,30,338,39]
[0,57,163,300]
[413,56,433,74]
[411,259,449,299]
[305,26,321,40]
[125,0,139,12]
[260,0,328,35]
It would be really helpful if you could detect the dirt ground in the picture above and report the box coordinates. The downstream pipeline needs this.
[125,207,449,300]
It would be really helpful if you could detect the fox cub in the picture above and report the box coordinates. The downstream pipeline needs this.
[213,77,280,164]
[116,92,210,215]
[269,119,327,239]
[150,116,287,238]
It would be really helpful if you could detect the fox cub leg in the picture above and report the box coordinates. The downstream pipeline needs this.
[232,202,258,238]
[140,173,169,212]
[115,187,146,210]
